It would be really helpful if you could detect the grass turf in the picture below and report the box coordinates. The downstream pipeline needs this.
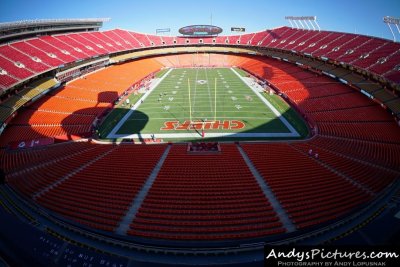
[98,92,143,138]
[100,67,308,141]
[260,92,309,138]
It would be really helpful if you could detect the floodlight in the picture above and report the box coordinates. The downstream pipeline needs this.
[285,16,320,31]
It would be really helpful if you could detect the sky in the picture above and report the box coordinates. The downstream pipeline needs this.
[0,0,399,40]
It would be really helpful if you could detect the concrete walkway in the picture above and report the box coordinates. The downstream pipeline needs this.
[236,144,297,233]
[115,144,171,235]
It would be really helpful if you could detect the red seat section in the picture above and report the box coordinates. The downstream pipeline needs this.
[82,32,119,53]
[11,41,65,67]
[26,39,76,63]
[129,144,285,240]
[0,73,18,88]
[0,45,49,73]
[0,54,35,79]
[298,31,334,54]
[7,144,112,197]
[146,34,163,46]
[292,142,398,193]
[11,108,95,126]
[99,31,131,51]
[0,141,92,172]
[130,32,152,47]
[242,143,372,229]
[1,27,400,93]
[318,122,400,144]
[65,33,104,54]
[40,36,86,60]
[310,106,393,122]
[110,29,142,48]
[0,58,164,147]
[35,144,166,232]
[238,33,255,45]
[50,35,91,58]
[232,54,400,146]
[308,136,400,170]
[0,53,399,242]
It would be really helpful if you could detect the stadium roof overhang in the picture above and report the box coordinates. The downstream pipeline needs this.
[0,18,110,42]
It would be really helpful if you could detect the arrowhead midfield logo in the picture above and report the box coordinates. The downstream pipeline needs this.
[196,80,207,85]
[160,120,245,130]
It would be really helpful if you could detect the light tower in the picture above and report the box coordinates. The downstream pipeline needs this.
[285,16,320,31]
[383,16,400,42]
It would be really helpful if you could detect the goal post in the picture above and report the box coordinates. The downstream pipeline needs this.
[187,75,218,129]
[188,78,192,123]
[214,77,217,122]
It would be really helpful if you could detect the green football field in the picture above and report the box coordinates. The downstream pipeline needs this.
[102,67,307,141]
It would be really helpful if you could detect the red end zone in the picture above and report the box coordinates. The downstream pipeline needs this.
[160,120,245,131]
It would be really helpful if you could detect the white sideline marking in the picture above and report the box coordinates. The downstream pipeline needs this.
[109,132,299,139]
[124,116,276,120]
[107,68,300,140]
[230,68,300,137]
[107,68,173,138]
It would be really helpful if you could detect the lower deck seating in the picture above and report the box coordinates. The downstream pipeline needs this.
[7,144,113,197]
[233,54,400,150]
[241,143,372,229]
[11,109,95,126]
[297,92,374,113]
[129,144,285,240]
[36,144,166,232]
[0,142,93,172]
[308,136,400,171]
[0,58,163,147]
[1,54,399,242]
[291,142,398,193]
[0,124,92,147]
[310,106,392,122]
[317,122,400,144]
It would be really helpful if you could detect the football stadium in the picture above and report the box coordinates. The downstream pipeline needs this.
[0,1,400,266]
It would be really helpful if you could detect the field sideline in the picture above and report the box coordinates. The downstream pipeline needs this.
[102,67,306,141]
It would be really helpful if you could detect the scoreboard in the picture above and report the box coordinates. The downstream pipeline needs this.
[231,27,245,32]
[179,25,223,36]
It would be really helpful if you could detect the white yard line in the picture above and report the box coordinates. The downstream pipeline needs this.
[230,68,300,137]
[106,67,301,140]
[192,68,199,113]
[204,68,214,114]
[106,68,173,138]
